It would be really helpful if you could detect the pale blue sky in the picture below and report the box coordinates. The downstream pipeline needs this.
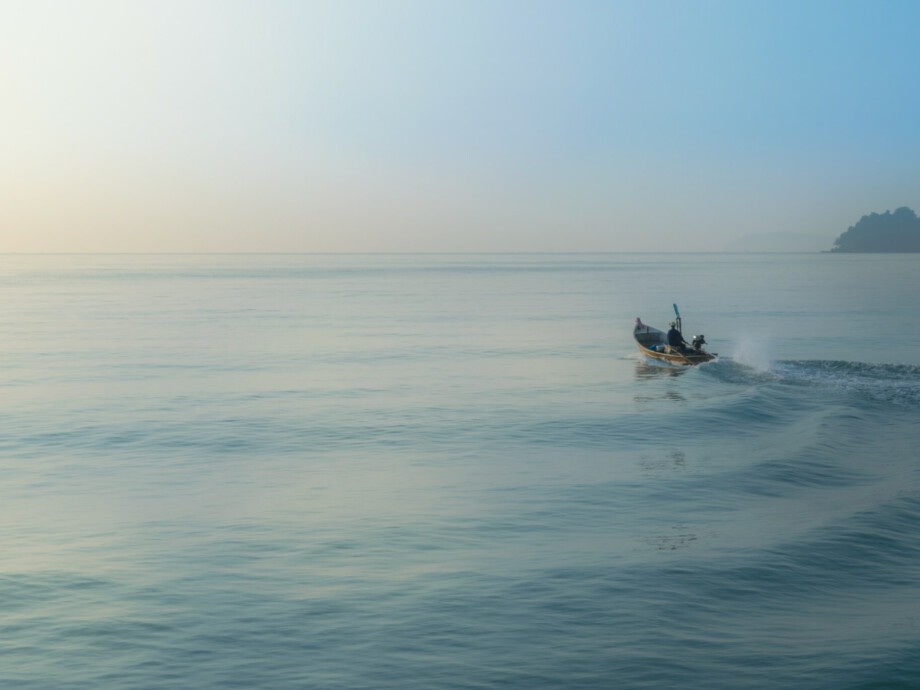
[2,0,918,251]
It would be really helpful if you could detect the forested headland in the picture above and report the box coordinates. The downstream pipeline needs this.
[831,207,920,252]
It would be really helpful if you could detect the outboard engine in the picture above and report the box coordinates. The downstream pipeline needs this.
[691,334,706,350]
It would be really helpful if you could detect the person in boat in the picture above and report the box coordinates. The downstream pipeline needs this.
[666,321,689,352]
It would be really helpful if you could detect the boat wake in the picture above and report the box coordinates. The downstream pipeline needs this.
[706,357,920,408]
[770,360,920,408]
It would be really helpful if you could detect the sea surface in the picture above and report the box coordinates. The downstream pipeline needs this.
[1,253,919,689]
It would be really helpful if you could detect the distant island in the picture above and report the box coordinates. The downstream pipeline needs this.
[830,207,920,252]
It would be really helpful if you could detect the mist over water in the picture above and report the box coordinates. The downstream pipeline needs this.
[1,253,919,689]
[730,333,774,372]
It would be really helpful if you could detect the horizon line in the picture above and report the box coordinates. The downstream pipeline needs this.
[0,250,832,256]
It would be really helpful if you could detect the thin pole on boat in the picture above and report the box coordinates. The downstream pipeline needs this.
[672,303,682,334]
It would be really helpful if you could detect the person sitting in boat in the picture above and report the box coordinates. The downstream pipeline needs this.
[667,321,689,352]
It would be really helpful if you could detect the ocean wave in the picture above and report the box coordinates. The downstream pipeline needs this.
[614,494,920,688]
[654,494,920,610]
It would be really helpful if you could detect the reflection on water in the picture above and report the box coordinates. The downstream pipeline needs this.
[634,360,688,380]
[645,525,699,551]
[633,360,687,402]
[639,449,687,474]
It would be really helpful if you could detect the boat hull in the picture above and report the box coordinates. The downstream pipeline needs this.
[636,344,715,365]
[633,320,715,366]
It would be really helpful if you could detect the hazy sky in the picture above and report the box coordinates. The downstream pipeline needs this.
[2,0,919,252]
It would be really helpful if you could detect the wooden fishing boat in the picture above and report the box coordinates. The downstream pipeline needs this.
[634,305,716,366]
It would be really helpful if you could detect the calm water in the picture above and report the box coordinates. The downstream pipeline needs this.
[1,253,919,689]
